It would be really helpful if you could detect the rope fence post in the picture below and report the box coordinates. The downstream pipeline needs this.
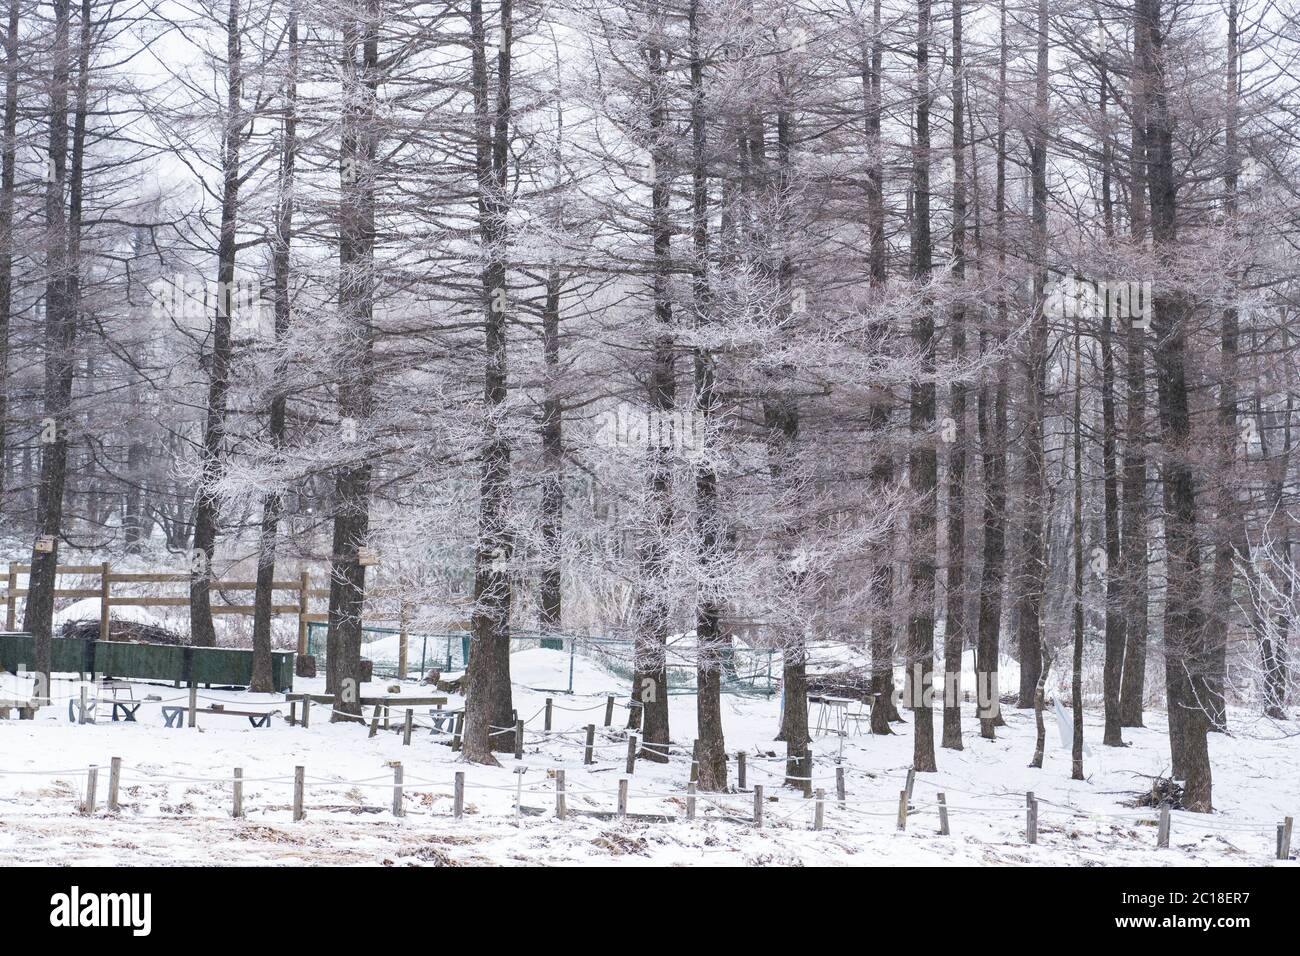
[1026,792,1038,845]
[686,782,696,821]
[78,685,88,725]
[813,789,824,831]
[453,771,464,819]
[451,713,463,751]
[391,763,404,817]
[83,765,98,814]
[626,735,637,775]
[803,746,814,798]
[232,768,244,818]
[737,751,747,790]
[836,765,846,806]
[604,694,614,727]
[1157,805,1170,848]
[1282,816,1294,860]
[555,769,566,820]
[544,697,552,732]
[753,784,764,828]
[187,682,197,728]
[369,705,380,738]
[584,724,595,765]
[402,709,413,746]
[514,718,524,759]
[293,766,305,821]
[302,696,312,729]
[905,767,916,802]
[617,778,628,819]
[896,790,908,830]
[107,757,121,812]
[938,792,950,836]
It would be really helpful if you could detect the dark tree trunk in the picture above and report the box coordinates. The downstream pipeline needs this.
[251,4,298,695]
[24,0,76,698]
[907,0,938,773]
[1071,313,1085,780]
[941,0,967,752]
[538,271,563,634]
[462,0,516,759]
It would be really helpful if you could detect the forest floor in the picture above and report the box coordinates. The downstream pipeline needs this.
[1,649,1296,866]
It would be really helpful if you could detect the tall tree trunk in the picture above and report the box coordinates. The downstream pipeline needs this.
[1140,0,1211,812]
[1016,0,1050,708]
[1071,306,1085,780]
[0,0,17,528]
[538,271,563,634]
[941,0,968,751]
[907,0,938,773]
[251,3,298,694]
[690,0,725,784]
[327,0,380,721]
[863,0,898,734]
[24,0,75,699]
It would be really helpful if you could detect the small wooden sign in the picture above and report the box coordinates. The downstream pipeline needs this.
[357,546,378,567]
[34,535,55,553]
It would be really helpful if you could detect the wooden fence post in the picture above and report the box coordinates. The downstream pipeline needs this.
[453,771,465,819]
[897,790,908,830]
[1157,806,1170,848]
[187,682,198,728]
[814,789,825,831]
[626,735,638,775]
[617,778,628,818]
[402,709,413,746]
[302,696,311,729]
[555,769,566,820]
[905,767,916,801]
[99,561,111,640]
[392,763,404,817]
[78,685,88,725]
[753,784,764,828]
[107,757,121,812]
[737,752,747,790]
[1026,793,1038,845]
[451,712,463,751]
[690,740,700,784]
[937,792,950,836]
[293,766,305,821]
[803,746,814,798]
[604,694,614,727]
[83,766,98,814]
[297,570,310,656]
[544,697,553,732]
[583,724,595,765]
[232,768,244,818]
[686,782,696,821]
[1282,816,1294,860]
[513,718,524,759]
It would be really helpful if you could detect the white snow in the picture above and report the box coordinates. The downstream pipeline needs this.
[0,648,1295,866]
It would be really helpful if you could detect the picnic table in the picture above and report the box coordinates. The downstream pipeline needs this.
[809,694,875,737]
[162,705,277,729]
[67,680,138,724]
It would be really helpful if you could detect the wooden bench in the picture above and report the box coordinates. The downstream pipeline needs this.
[162,705,277,728]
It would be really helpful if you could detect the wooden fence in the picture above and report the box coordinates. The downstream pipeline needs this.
[1,562,331,659]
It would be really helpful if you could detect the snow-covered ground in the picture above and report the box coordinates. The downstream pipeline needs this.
[0,647,1296,866]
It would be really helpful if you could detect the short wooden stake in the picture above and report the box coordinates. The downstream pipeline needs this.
[626,734,638,775]
[814,788,825,830]
[617,778,628,818]
[583,723,595,765]
[292,766,305,821]
[604,694,614,727]
[79,686,88,725]
[905,767,916,801]
[187,682,198,728]
[451,712,463,751]
[836,764,846,805]
[937,791,950,835]
[232,768,244,818]
[83,766,98,814]
[544,697,553,732]
[1278,824,1287,860]
[368,705,380,738]
[1026,794,1038,845]
[1157,805,1171,847]
[301,696,311,729]
[289,700,298,726]
[686,782,696,821]
[392,762,404,817]
[555,769,566,820]
[895,789,908,830]
[803,746,814,798]
[453,771,465,819]
[1281,816,1293,859]
[514,767,525,820]
[402,709,413,745]
[513,718,524,759]
[737,752,747,790]
[753,784,764,828]
[107,757,121,812]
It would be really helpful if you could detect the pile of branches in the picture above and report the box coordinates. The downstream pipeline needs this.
[60,619,187,646]
[1129,774,1185,810]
